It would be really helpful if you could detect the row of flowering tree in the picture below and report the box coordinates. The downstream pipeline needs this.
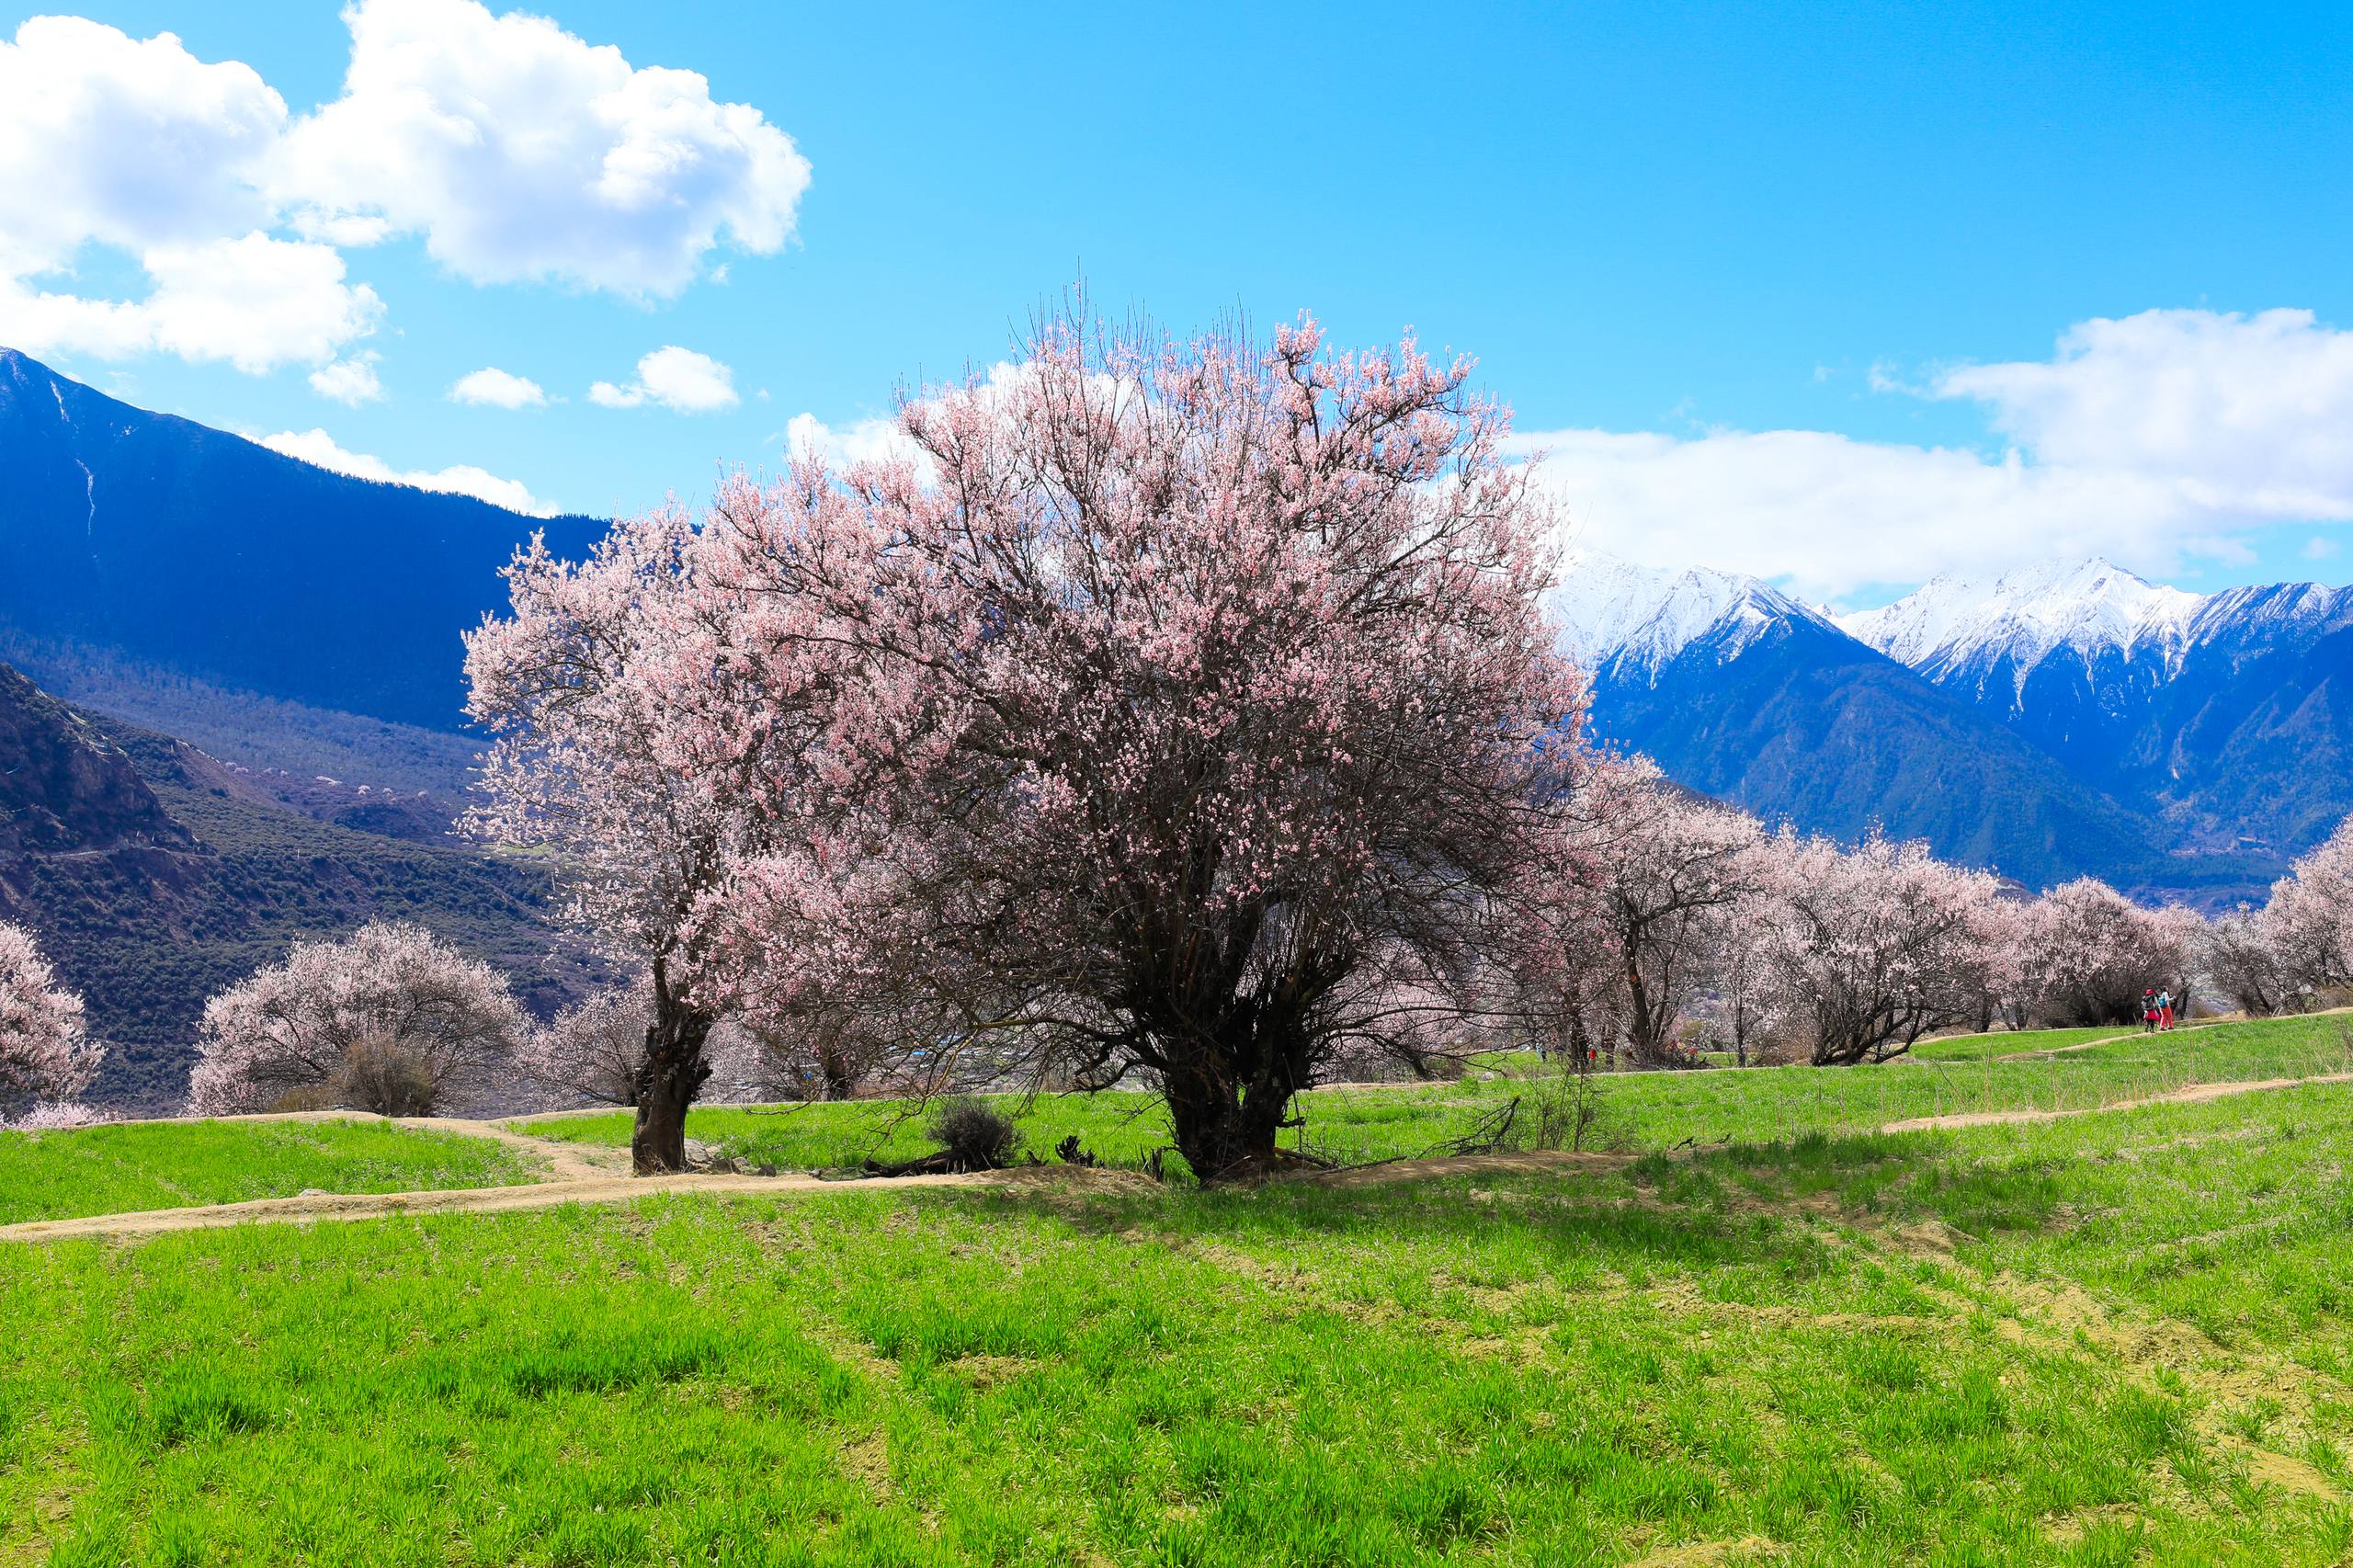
[1504,758,2234,1067]
[2206,817,2353,1016]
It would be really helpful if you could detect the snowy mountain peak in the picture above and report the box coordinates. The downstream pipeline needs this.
[1838,557,2204,687]
[1545,551,1832,676]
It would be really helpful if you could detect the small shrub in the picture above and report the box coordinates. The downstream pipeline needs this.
[1517,1064,1627,1153]
[925,1096,1021,1172]
[339,1035,442,1118]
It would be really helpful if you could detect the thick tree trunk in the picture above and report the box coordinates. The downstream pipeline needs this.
[1160,1025,1309,1183]
[631,988,713,1175]
[1165,1083,1295,1183]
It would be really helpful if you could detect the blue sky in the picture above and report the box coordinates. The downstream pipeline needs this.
[4,0,2350,607]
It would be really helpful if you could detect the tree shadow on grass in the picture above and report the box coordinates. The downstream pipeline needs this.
[903,1127,2078,1280]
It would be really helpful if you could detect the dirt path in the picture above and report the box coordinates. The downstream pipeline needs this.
[1881,1072,2353,1134]
[1988,1006,2348,1062]
[0,1166,1005,1244]
[420,1117,629,1182]
[0,1121,1657,1245]
[83,1107,636,1182]
[1993,1023,2220,1062]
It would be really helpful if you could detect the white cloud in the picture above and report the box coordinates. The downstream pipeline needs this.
[0,17,285,275]
[0,7,799,381]
[275,0,810,297]
[1518,308,2353,598]
[0,21,379,374]
[0,233,381,372]
[449,367,548,408]
[782,410,921,467]
[590,346,737,413]
[2305,537,2341,562]
[261,427,551,516]
[1933,308,2353,518]
[309,350,383,404]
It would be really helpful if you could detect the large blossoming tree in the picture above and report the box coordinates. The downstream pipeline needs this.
[0,921,100,1125]
[2018,877,2198,1026]
[2265,815,2353,1003]
[711,305,1589,1179]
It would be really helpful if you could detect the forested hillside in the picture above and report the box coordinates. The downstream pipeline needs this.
[0,664,609,1110]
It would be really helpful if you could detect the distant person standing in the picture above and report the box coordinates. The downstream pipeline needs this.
[2158,988,2175,1031]
[2141,989,2158,1034]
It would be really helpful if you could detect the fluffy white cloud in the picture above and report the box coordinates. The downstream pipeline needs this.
[261,427,551,516]
[1518,308,2353,599]
[590,346,738,413]
[308,350,383,404]
[0,21,378,373]
[1934,308,2353,518]
[782,410,921,467]
[0,6,800,381]
[275,0,810,297]
[0,233,382,372]
[0,17,284,275]
[449,367,548,408]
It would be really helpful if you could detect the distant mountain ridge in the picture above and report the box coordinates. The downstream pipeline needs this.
[1548,553,2208,894]
[1549,551,2352,900]
[0,347,603,732]
[1544,552,1841,677]
[1842,560,2353,857]
[1839,559,2206,694]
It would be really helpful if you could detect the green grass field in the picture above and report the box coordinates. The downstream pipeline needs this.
[6,1014,2353,1563]
[512,1012,2353,1177]
[1908,1024,2131,1062]
[0,1118,540,1225]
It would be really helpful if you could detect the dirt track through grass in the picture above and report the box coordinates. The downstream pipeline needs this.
[0,1167,1003,1243]
[0,1148,1634,1244]
[1881,1069,2353,1132]
[12,1097,2353,1565]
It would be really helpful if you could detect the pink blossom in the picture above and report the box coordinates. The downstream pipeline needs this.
[188,922,528,1116]
[0,922,98,1122]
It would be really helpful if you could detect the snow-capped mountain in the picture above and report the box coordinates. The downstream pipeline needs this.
[1545,551,1839,678]
[1838,556,2353,858]
[1547,551,2188,893]
[1840,559,2204,698]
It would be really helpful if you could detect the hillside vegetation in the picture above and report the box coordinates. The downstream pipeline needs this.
[0,676,612,1109]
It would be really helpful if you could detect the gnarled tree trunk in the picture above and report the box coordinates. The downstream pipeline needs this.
[632,978,713,1175]
[1158,1021,1312,1183]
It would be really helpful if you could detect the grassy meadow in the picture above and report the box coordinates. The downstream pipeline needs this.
[511,1012,2353,1177]
[4,1013,2352,1563]
[0,1117,540,1226]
